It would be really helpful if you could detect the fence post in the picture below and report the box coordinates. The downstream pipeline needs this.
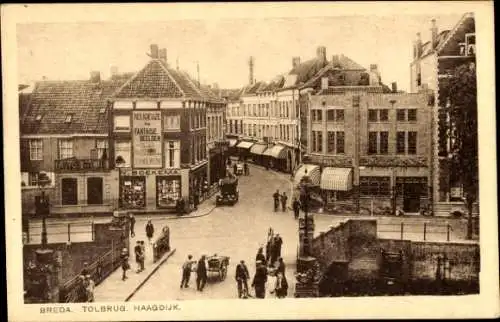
[423,222,427,241]
[68,223,71,242]
[446,223,450,241]
[400,222,404,240]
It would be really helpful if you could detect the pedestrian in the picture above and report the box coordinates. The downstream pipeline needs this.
[243,162,249,176]
[273,190,280,212]
[134,241,144,273]
[129,213,136,238]
[277,257,286,275]
[203,179,209,200]
[251,261,268,299]
[271,272,288,299]
[233,163,238,175]
[145,220,154,244]
[120,248,130,281]
[176,197,185,216]
[292,197,301,219]
[281,192,288,212]
[274,234,283,260]
[196,255,208,291]
[180,255,195,289]
[77,275,87,302]
[255,247,266,267]
[235,260,250,298]
[80,262,90,277]
[140,240,146,267]
[84,275,95,302]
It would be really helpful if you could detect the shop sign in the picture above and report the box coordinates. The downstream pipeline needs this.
[133,111,162,168]
[120,168,180,176]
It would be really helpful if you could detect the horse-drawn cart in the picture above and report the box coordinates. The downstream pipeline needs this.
[207,255,230,281]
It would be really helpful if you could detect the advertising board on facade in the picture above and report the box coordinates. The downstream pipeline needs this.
[133,111,163,168]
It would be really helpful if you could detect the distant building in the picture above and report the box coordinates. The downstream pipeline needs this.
[410,13,477,215]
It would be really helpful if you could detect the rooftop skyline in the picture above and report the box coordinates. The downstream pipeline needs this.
[17,14,463,92]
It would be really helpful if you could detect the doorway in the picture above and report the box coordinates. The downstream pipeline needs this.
[403,183,422,212]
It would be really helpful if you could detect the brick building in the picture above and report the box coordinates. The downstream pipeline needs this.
[410,13,477,215]
[20,72,124,216]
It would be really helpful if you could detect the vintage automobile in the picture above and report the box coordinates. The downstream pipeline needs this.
[216,177,239,206]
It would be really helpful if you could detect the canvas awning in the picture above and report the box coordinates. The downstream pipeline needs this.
[262,144,287,159]
[236,141,254,149]
[293,164,321,186]
[250,143,268,155]
[228,139,238,147]
[320,167,353,191]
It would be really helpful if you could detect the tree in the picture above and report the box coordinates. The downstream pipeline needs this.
[446,62,478,239]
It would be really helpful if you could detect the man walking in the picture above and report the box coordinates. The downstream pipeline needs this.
[292,197,301,219]
[180,255,195,288]
[196,255,208,291]
[235,260,250,298]
[243,162,249,176]
[274,234,283,260]
[145,220,154,244]
[129,213,136,238]
[273,190,280,212]
[251,261,268,299]
[134,241,144,273]
[281,192,288,212]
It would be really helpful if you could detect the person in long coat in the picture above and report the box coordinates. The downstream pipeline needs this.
[235,260,250,298]
[274,234,283,259]
[251,261,268,299]
[256,247,266,267]
[196,255,208,291]
[272,190,280,212]
[120,248,130,281]
[145,220,155,244]
[292,197,301,219]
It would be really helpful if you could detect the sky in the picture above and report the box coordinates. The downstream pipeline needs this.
[17,14,463,92]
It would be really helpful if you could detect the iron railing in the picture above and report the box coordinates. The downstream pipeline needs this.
[378,222,454,241]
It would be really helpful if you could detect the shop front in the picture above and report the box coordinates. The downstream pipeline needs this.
[249,143,268,166]
[263,144,289,172]
[209,146,226,186]
[189,162,208,202]
[236,140,254,161]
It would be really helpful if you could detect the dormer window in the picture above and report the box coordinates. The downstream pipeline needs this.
[465,33,475,56]
[64,114,73,123]
[35,115,42,121]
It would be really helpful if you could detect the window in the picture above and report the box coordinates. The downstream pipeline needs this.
[336,131,345,154]
[157,176,181,208]
[87,177,103,205]
[368,132,378,154]
[96,139,108,159]
[327,110,335,121]
[58,140,73,159]
[61,178,78,205]
[114,115,130,131]
[321,77,329,89]
[417,73,422,86]
[360,176,391,196]
[379,131,389,154]
[317,131,323,152]
[312,110,322,122]
[165,141,180,168]
[397,132,406,154]
[408,109,417,121]
[408,131,417,154]
[28,172,40,186]
[397,109,406,121]
[64,114,73,123]
[121,176,146,209]
[336,109,345,122]
[368,110,378,122]
[164,115,180,130]
[115,141,131,167]
[327,131,335,153]
[99,107,106,114]
[379,109,388,121]
[29,139,43,160]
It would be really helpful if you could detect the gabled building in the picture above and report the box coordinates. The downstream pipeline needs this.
[20,72,124,216]
[410,13,477,215]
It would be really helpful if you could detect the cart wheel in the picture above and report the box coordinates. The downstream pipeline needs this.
[220,265,227,281]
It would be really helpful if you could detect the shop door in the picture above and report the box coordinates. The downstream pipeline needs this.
[403,183,421,212]
[61,178,78,205]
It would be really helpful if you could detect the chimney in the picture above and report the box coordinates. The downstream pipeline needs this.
[391,82,398,93]
[431,19,438,49]
[90,71,101,83]
[248,56,254,85]
[370,64,378,73]
[415,33,423,57]
[150,44,159,59]
[159,48,167,64]
[316,46,327,63]
[369,65,380,86]
[292,57,301,68]
[110,66,118,77]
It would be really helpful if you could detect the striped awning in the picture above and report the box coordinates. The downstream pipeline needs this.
[320,167,353,191]
[236,141,254,149]
[250,143,268,155]
[262,145,287,159]
[228,139,238,147]
[293,164,321,186]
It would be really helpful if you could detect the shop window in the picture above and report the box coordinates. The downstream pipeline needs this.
[114,115,130,131]
[396,132,406,154]
[87,177,103,205]
[61,178,78,205]
[58,139,73,160]
[115,141,131,167]
[121,176,146,209]
[408,131,417,154]
[360,176,391,196]
[29,139,43,160]
[157,176,181,208]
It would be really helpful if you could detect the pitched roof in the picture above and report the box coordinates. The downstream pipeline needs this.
[436,12,474,54]
[219,88,243,101]
[21,79,125,135]
[242,81,267,95]
[288,58,328,85]
[259,75,285,92]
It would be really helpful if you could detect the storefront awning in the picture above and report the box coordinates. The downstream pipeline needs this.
[250,143,268,155]
[320,167,353,191]
[236,141,254,149]
[293,164,321,186]
[228,139,238,147]
[262,145,287,159]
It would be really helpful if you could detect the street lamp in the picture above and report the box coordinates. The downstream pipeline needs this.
[37,172,52,248]
[115,156,125,210]
[299,169,314,257]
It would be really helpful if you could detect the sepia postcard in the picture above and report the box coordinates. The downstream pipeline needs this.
[2,2,499,321]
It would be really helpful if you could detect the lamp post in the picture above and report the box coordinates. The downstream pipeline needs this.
[115,156,125,210]
[37,172,52,248]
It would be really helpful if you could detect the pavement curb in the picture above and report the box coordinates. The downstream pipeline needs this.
[125,248,177,302]
[168,204,217,220]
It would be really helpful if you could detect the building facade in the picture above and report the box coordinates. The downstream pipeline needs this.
[20,72,122,216]
[410,13,477,215]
